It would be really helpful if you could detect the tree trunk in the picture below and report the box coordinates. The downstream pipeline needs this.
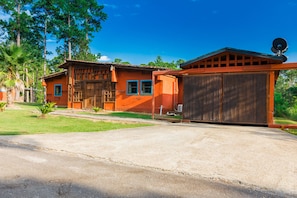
[7,88,13,106]
[25,68,29,102]
[15,3,21,101]
[17,3,21,47]
[43,19,47,104]
[68,14,72,60]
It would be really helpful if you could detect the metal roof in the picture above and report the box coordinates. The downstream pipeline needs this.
[180,47,284,68]
[59,59,168,71]
[43,71,66,80]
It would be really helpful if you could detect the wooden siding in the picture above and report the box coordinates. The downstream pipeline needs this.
[183,73,268,125]
[183,75,221,121]
[222,73,267,124]
[182,51,282,69]
[71,66,115,109]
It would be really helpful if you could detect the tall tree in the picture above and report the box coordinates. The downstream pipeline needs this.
[53,0,106,60]
[53,0,82,60]
[32,0,57,76]
[78,0,107,56]
[0,43,26,105]
[0,0,33,46]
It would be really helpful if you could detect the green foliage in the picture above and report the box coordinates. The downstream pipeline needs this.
[146,56,184,69]
[0,102,6,112]
[275,70,297,120]
[37,102,56,117]
[0,43,27,104]
[93,106,101,113]
[113,58,130,65]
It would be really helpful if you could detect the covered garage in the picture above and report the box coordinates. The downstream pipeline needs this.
[153,47,297,126]
[183,73,268,125]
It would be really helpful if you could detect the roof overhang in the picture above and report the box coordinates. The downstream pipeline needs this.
[59,60,168,72]
[43,71,67,80]
[154,63,297,77]
[180,47,284,69]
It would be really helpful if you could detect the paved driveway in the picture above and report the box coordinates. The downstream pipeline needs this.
[1,123,297,196]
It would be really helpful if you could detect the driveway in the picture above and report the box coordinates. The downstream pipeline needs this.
[1,122,297,196]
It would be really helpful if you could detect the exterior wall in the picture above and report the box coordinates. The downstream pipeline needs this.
[45,75,68,107]
[0,91,6,101]
[68,65,115,110]
[154,75,178,114]
[115,69,153,113]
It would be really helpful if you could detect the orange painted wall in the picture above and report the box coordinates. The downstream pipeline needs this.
[154,75,178,114]
[0,91,5,101]
[115,69,153,113]
[45,75,68,107]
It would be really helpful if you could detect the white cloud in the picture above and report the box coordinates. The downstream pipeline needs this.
[98,55,111,62]
[46,39,56,43]
[103,4,118,9]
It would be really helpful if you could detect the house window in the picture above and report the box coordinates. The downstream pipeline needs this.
[54,84,62,96]
[141,80,152,95]
[127,80,138,95]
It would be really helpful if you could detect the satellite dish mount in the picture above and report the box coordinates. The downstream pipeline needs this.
[271,38,288,62]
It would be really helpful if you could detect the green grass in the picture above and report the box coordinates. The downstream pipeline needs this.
[0,105,152,135]
[274,117,297,125]
[107,112,152,119]
[80,111,153,120]
[274,117,297,135]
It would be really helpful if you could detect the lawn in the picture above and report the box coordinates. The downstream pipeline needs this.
[81,111,182,122]
[0,104,152,135]
[274,117,297,135]
[81,111,153,119]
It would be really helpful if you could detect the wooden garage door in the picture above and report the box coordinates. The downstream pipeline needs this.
[222,73,267,124]
[183,73,268,125]
[183,75,221,122]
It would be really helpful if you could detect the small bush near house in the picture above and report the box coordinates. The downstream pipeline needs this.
[0,102,6,112]
[37,102,56,118]
[93,106,102,113]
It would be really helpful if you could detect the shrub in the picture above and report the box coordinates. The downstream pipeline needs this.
[37,102,56,118]
[0,102,6,112]
[93,106,101,113]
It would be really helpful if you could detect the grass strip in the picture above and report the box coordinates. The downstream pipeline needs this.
[0,109,151,135]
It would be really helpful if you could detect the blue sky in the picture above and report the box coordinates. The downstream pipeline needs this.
[91,0,297,64]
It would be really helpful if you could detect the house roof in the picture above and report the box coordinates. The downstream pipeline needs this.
[43,71,66,80]
[180,47,284,69]
[59,59,168,71]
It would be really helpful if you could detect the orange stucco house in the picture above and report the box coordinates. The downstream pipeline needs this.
[43,60,177,113]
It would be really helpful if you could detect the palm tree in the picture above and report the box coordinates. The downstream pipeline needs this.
[0,43,26,106]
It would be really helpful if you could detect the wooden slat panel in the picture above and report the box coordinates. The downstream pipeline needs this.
[222,73,267,124]
[183,75,221,122]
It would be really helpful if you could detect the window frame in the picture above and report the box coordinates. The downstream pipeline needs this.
[54,84,62,97]
[140,80,153,95]
[127,80,139,95]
